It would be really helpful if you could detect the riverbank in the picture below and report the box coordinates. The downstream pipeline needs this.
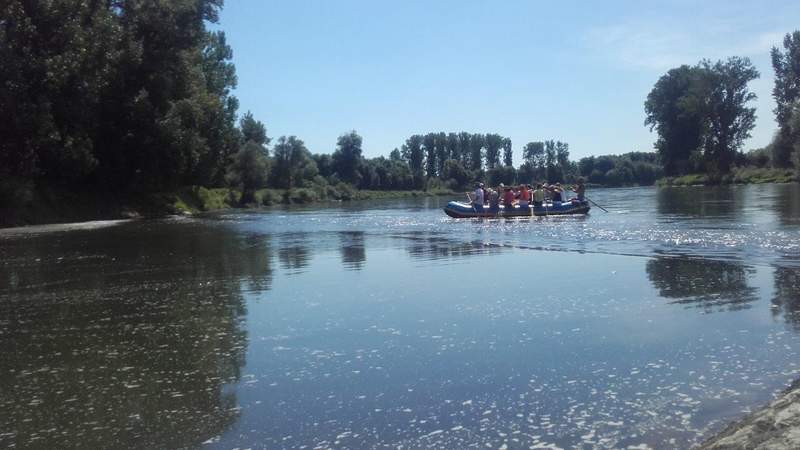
[658,167,797,186]
[698,378,800,449]
[0,185,456,228]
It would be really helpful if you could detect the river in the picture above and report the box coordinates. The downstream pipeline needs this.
[2,184,800,449]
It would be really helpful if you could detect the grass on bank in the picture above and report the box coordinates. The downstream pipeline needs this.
[165,185,456,214]
[657,167,797,186]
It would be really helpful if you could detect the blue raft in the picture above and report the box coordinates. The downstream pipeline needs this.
[443,200,590,218]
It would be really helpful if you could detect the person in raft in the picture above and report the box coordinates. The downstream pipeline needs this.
[532,183,545,208]
[546,183,562,204]
[488,186,500,213]
[467,182,485,211]
[517,184,530,209]
[501,184,516,210]
[571,178,586,202]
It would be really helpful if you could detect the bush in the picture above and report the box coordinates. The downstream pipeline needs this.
[0,177,34,208]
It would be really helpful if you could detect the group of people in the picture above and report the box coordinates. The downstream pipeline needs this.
[467,179,586,212]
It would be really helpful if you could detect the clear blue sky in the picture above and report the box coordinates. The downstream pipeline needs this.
[217,0,800,163]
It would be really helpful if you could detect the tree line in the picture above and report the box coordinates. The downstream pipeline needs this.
[4,1,798,207]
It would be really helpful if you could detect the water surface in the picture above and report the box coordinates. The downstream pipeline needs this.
[2,184,800,449]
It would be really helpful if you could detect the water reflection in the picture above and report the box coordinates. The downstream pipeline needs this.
[772,264,800,330]
[774,183,800,226]
[656,186,745,219]
[0,221,270,449]
[401,233,505,262]
[278,232,311,275]
[339,231,366,270]
[646,253,758,312]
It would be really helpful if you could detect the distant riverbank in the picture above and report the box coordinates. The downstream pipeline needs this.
[0,185,456,228]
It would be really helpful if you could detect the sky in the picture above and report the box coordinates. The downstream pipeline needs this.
[216,0,800,163]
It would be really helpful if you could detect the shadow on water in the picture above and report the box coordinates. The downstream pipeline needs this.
[646,252,758,313]
[0,220,274,449]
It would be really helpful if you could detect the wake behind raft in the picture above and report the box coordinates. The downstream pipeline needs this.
[443,200,590,218]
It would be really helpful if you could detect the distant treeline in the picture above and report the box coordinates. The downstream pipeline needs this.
[3,1,799,210]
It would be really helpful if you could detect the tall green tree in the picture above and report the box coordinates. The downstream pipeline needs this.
[402,135,425,186]
[544,140,558,181]
[240,111,268,147]
[457,132,472,166]
[484,133,503,169]
[422,133,437,177]
[228,141,269,204]
[446,133,461,165]
[435,132,449,176]
[332,130,363,184]
[771,31,800,167]
[645,65,707,176]
[272,136,316,189]
[502,138,513,167]
[468,133,485,172]
[699,57,759,174]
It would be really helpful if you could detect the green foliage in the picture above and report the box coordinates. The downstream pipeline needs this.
[502,138,513,167]
[0,0,239,191]
[228,141,270,203]
[332,131,363,184]
[240,111,268,147]
[771,31,800,168]
[441,159,470,189]
[578,152,662,186]
[487,166,517,186]
[484,133,503,170]
[645,58,759,176]
[271,136,316,189]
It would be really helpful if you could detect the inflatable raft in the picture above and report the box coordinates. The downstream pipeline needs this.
[443,200,590,218]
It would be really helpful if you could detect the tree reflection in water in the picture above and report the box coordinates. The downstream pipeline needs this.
[278,232,312,274]
[339,231,366,270]
[402,233,505,262]
[0,221,273,449]
[772,264,800,330]
[646,254,758,312]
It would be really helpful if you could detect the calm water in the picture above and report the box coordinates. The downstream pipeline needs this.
[2,184,800,449]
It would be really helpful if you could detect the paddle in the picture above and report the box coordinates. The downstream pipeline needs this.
[585,195,609,213]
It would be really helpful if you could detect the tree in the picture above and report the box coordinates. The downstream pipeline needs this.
[502,138,513,167]
[544,140,558,181]
[446,133,461,165]
[555,141,570,177]
[332,130,363,184]
[402,135,425,187]
[441,159,470,188]
[484,133,503,169]
[228,141,269,203]
[645,65,707,176]
[468,133,485,171]
[435,132,449,176]
[389,148,403,161]
[771,31,800,167]
[240,111,268,147]
[272,136,316,189]
[699,57,759,174]
[422,133,437,177]
[522,142,545,169]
